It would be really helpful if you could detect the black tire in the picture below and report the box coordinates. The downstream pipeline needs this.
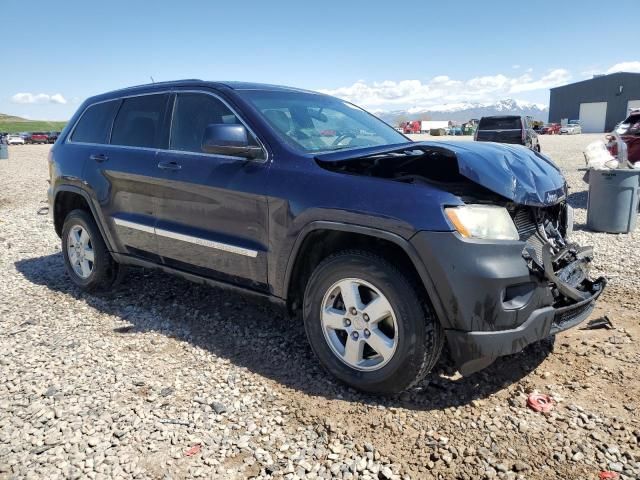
[303,250,443,394]
[61,209,123,292]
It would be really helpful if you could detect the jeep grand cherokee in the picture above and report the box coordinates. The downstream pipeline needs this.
[48,80,605,393]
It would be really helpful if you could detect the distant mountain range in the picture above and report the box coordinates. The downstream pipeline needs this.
[375,99,549,125]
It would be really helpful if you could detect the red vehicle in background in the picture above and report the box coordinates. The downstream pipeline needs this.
[29,132,49,144]
[540,123,561,135]
[401,120,421,134]
[607,109,640,166]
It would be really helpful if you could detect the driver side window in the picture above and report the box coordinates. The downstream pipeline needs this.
[170,92,257,153]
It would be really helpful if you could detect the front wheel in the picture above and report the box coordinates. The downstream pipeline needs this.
[61,209,123,291]
[303,251,443,394]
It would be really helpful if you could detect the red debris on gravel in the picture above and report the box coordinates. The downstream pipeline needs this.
[599,472,619,479]
[184,444,201,457]
[527,393,554,413]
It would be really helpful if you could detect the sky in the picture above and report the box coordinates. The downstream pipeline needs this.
[2,0,638,120]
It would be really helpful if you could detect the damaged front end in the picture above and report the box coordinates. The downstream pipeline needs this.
[510,203,606,333]
[420,200,606,376]
[316,141,606,375]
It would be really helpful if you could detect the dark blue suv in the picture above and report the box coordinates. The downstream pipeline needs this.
[49,80,605,393]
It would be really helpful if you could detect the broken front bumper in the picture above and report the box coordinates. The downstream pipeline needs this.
[445,281,605,375]
[410,231,606,376]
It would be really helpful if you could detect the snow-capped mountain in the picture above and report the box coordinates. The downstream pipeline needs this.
[376,99,549,124]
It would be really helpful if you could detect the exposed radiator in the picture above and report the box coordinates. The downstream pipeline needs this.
[512,208,546,267]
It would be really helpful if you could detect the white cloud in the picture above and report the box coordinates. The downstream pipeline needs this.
[49,93,67,104]
[582,61,640,78]
[320,69,570,110]
[10,92,67,105]
[509,69,571,93]
[606,61,640,74]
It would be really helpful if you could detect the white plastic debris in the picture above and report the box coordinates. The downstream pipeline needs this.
[583,141,618,170]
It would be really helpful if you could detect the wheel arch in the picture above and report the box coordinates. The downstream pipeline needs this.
[53,186,115,251]
[282,221,447,326]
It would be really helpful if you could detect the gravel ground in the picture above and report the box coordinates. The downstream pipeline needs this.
[1,137,638,480]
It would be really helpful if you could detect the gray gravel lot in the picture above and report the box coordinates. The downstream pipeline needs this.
[1,137,639,480]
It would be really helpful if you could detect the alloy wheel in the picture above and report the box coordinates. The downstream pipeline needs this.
[66,224,95,279]
[320,278,398,371]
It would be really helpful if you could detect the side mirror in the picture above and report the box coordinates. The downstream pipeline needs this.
[201,124,263,159]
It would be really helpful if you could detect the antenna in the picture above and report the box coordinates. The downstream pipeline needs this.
[150,76,155,84]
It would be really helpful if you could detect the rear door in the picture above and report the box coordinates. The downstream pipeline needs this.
[83,93,171,261]
[155,91,270,291]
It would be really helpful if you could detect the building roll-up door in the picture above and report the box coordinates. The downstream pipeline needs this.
[579,102,608,133]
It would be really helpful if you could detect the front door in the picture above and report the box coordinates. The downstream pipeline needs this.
[155,91,270,291]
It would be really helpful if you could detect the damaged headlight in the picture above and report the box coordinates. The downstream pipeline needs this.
[445,205,519,241]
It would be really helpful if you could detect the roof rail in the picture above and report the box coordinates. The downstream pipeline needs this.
[113,79,204,92]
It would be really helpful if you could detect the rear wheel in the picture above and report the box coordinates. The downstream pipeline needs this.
[303,250,443,394]
[61,209,123,291]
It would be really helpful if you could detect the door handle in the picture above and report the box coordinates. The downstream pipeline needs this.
[157,161,181,170]
[90,154,108,163]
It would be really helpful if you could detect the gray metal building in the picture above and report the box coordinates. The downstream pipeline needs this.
[548,72,640,133]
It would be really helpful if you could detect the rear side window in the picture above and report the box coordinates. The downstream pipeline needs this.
[170,92,257,153]
[71,100,120,144]
[478,116,522,130]
[111,94,169,148]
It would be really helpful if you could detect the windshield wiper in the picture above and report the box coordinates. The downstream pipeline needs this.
[327,144,359,151]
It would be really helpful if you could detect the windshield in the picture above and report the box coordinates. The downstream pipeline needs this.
[238,90,409,153]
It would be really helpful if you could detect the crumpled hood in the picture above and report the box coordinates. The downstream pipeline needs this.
[430,141,566,206]
[315,141,567,207]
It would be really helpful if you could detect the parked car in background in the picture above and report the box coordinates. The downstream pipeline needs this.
[560,122,582,135]
[47,131,60,144]
[30,132,49,144]
[541,123,561,135]
[401,120,421,134]
[474,115,540,152]
[607,109,640,165]
[49,80,605,393]
[20,132,33,143]
[7,134,25,145]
